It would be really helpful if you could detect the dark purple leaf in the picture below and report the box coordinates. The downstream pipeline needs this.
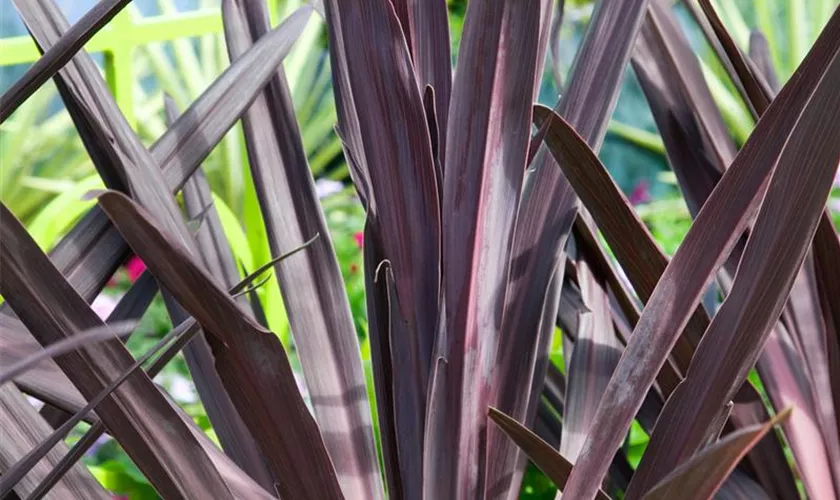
[0,385,109,499]
[362,221,403,499]
[680,0,757,119]
[26,254,298,500]
[813,217,840,477]
[222,2,382,495]
[391,0,451,166]
[0,321,135,386]
[559,258,623,461]
[0,204,237,499]
[323,1,441,496]
[1,315,90,416]
[753,324,835,499]
[634,7,815,495]
[487,407,610,500]
[532,105,706,383]
[491,2,652,496]
[633,33,840,500]
[170,96,275,489]
[632,4,734,217]
[18,2,315,482]
[563,9,840,498]
[429,0,547,497]
[728,382,800,500]
[0,319,190,499]
[0,2,313,427]
[641,409,791,500]
[98,191,343,499]
[696,0,772,115]
[748,31,780,92]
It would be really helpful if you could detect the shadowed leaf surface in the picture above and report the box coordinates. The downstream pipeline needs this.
[563,8,840,497]
[98,191,343,499]
[0,204,236,500]
[0,385,108,499]
[641,409,791,500]
[222,2,381,496]
[488,407,610,500]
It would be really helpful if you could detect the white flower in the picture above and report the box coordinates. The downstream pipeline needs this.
[315,179,344,199]
[91,293,119,320]
[169,375,198,403]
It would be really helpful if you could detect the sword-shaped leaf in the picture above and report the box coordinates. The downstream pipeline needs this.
[641,409,791,500]
[0,204,236,499]
[221,2,381,496]
[490,2,652,496]
[563,9,840,497]
[323,1,440,496]
[390,0,451,167]
[0,0,131,122]
[0,3,313,427]
[532,104,707,381]
[488,407,610,500]
[0,385,109,499]
[98,191,343,498]
[429,0,547,497]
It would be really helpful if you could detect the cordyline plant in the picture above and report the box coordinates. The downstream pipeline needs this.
[1,0,839,498]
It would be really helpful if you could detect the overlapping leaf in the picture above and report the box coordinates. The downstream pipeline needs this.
[488,407,610,500]
[641,409,791,500]
[489,2,651,496]
[0,385,109,499]
[429,1,546,497]
[563,8,840,498]
[0,1,313,426]
[0,0,131,121]
[391,0,452,166]
[0,204,236,499]
[16,0,279,478]
[98,191,342,498]
[221,2,381,496]
[323,1,440,496]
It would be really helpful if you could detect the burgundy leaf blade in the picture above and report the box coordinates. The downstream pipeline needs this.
[492,2,652,496]
[0,385,109,499]
[222,2,382,496]
[97,191,343,499]
[0,0,130,121]
[487,407,610,500]
[562,9,840,497]
[323,1,441,496]
[0,204,237,500]
[641,409,791,500]
[431,0,547,497]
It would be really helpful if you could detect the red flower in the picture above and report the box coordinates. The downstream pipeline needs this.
[353,231,364,249]
[629,180,651,206]
[125,256,146,282]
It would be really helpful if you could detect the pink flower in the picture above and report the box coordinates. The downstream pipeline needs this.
[629,180,651,206]
[125,256,146,282]
[353,232,364,249]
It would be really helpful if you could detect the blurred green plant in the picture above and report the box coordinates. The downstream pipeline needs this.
[0,0,351,334]
[609,0,840,251]
[611,0,837,149]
